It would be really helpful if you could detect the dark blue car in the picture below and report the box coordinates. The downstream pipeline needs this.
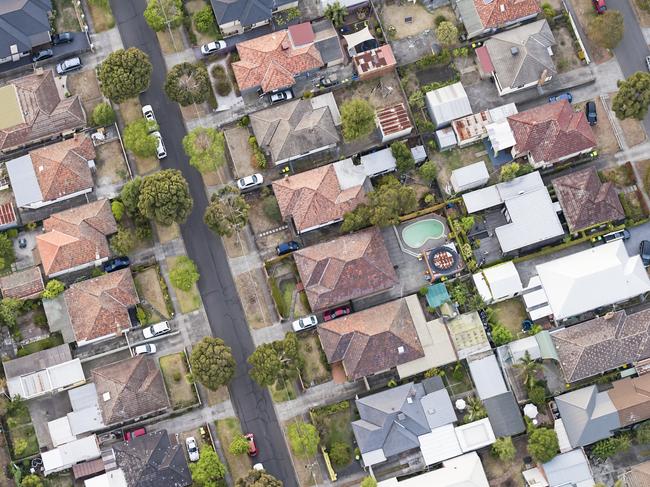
[548,92,573,104]
[103,256,131,272]
[276,241,300,256]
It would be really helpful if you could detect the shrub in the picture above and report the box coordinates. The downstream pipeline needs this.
[42,279,65,299]
[92,102,116,126]
[169,256,200,291]
[248,136,267,169]
[111,200,125,221]
[636,420,650,444]
[492,436,516,461]
[172,371,181,382]
[329,441,351,466]
[211,65,231,96]
[527,384,546,407]
[592,435,630,460]
[193,5,216,33]
[434,14,447,26]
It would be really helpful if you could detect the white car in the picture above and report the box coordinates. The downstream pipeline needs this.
[142,104,156,123]
[253,463,264,471]
[142,321,171,339]
[134,344,157,355]
[200,40,227,56]
[269,89,294,104]
[292,315,318,332]
[152,131,167,159]
[186,437,200,462]
[237,173,264,191]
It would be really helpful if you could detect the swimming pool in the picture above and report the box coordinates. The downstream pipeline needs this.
[401,219,445,248]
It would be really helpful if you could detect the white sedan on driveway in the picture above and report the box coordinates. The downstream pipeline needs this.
[142,321,171,339]
[292,315,318,332]
[186,437,200,462]
[237,173,264,191]
[201,40,227,55]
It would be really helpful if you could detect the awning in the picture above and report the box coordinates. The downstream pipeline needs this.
[536,331,559,362]
[342,27,374,55]
[476,46,494,73]
[426,283,450,308]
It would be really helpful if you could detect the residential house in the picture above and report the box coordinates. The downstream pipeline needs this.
[209,0,297,36]
[376,103,412,143]
[294,227,398,311]
[425,82,473,128]
[523,448,595,487]
[312,19,344,67]
[552,167,625,233]
[473,261,523,304]
[352,44,396,81]
[91,355,170,426]
[7,134,95,209]
[507,100,596,168]
[250,93,340,165]
[0,0,52,64]
[476,20,555,96]
[0,201,18,230]
[36,199,117,277]
[451,103,518,147]
[524,241,650,322]
[43,435,101,476]
[48,383,106,448]
[272,160,368,234]
[0,70,86,154]
[453,0,540,39]
[623,461,650,487]
[0,266,44,299]
[232,29,323,94]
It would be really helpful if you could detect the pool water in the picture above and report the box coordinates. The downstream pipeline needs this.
[402,219,445,248]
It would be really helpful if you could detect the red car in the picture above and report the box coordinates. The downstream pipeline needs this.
[245,433,258,456]
[592,0,606,14]
[125,427,146,441]
[322,306,351,322]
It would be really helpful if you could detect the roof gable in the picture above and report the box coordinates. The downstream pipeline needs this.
[474,0,540,29]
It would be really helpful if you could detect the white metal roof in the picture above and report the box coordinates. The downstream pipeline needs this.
[333,158,367,190]
[6,154,43,207]
[43,435,101,475]
[543,448,594,487]
[487,119,516,152]
[507,336,541,363]
[455,418,496,452]
[436,127,458,149]
[468,354,508,400]
[84,469,128,487]
[474,261,523,302]
[7,358,84,399]
[529,304,553,321]
[378,452,489,487]
[48,417,76,447]
[419,423,462,466]
[553,420,573,453]
[361,448,386,466]
[463,185,502,213]
[48,359,84,389]
[359,148,397,177]
[488,103,518,122]
[450,161,489,193]
[426,82,472,126]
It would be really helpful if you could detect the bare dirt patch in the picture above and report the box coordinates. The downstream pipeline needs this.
[222,232,249,258]
[134,267,171,320]
[118,98,142,124]
[67,70,102,115]
[206,385,230,406]
[160,352,199,409]
[180,102,209,122]
[552,25,582,73]
[479,435,528,486]
[333,70,406,110]
[224,126,255,177]
[234,269,273,329]
[380,3,437,40]
[570,0,612,64]
[156,28,185,54]
[619,118,647,147]
[53,0,81,32]
[133,155,160,175]
[87,0,115,32]
[95,141,130,184]
[155,221,181,244]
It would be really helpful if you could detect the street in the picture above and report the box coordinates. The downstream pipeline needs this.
[107,2,298,485]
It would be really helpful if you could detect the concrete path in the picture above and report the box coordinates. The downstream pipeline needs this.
[275,380,365,421]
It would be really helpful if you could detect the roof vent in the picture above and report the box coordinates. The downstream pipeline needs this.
[427,408,436,415]
[510,47,519,56]
[406,397,413,404]
[397,346,405,354]
[482,0,494,3]
[38,165,44,172]
[397,413,406,420]
[103,392,111,402]
[500,4,505,11]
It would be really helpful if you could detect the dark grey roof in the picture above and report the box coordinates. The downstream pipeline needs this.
[3,343,71,378]
[483,392,525,438]
[315,36,343,65]
[113,430,192,487]
[209,0,293,26]
[0,0,52,58]
[422,376,445,394]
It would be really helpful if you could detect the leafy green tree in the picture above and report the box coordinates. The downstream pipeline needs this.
[491,323,514,346]
[110,226,137,255]
[248,333,303,387]
[189,446,226,486]
[391,141,415,175]
[588,10,624,50]
[459,216,475,232]
[229,435,250,455]
[360,478,377,487]
[515,351,541,390]
[500,162,520,182]
[592,435,631,460]
[436,21,458,46]
[328,441,351,466]
[492,436,516,461]
[183,127,226,173]
[636,420,650,444]
[190,337,235,390]
[42,280,65,299]
[340,99,375,141]
[124,119,159,158]
[613,72,650,120]
[13,437,28,457]
[97,48,152,103]
[204,185,250,237]
[0,298,21,330]
[91,102,116,126]
[527,384,546,408]
[138,169,193,225]
[164,62,211,106]
[464,396,487,423]
[20,475,43,487]
[541,2,556,20]
[287,421,320,458]
[527,428,559,463]
[120,177,142,217]
[111,200,125,221]
[324,0,347,27]
[419,160,438,184]
[143,0,183,31]
[169,256,200,291]
[235,469,283,487]
[193,5,216,33]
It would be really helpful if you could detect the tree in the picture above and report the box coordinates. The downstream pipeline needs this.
[527,428,559,463]
[110,226,137,255]
[183,127,226,173]
[194,5,216,33]
[491,323,514,346]
[592,435,630,460]
[541,2,556,20]
[436,21,458,46]
[391,141,415,175]
[287,421,320,458]
[144,0,183,31]
[235,469,283,487]
[492,437,516,461]
[189,446,226,486]
[120,177,142,217]
[97,48,152,103]
[360,478,377,487]
[419,160,438,184]
[464,396,487,423]
[459,216,474,232]
[124,119,159,158]
[588,10,624,50]
[329,441,351,466]
[527,384,546,408]
[636,420,650,444]
[248,333,303,387]
[111,200,125,221]
[42,279,65,299]
[0,298,21,330]
[21,475,43,487]
[515,351,541,390]
[204,185,250,237]
[138,169,193,225]
[340,99,375,141]
[164,62,211,106]
[324,0,347,27]
[13,437,28,457]
[229,435,250,455]
[91,102,116,126]
[170,256,200,291]
[612,72,650,120]
[500,162,520,182]
[190,337,235,390]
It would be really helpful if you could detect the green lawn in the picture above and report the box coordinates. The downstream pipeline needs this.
[159,353,198,409]
[269,377,298,403]
[311,402,355,468]
[6,401,39,459]
[492,299,528,338]
[16,333,64,357]
[166,256,201,314]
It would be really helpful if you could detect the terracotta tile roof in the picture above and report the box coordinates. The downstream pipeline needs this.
[232,30,323,92]
[64,269,139,344]
[295,227,398,311]
[272,164,366,233]
[288,22,315,47]
[318,298,424,380]
[0,70,86,153]
[30,134,95,202]
[92,356,170,425]
[552,309,650,383]
[0,202,17,226]
[628,461,650,487]
[376,103,412,138]
[0,267,44,300]
[37,199,117,276]
[508,100,596,166]
[475,0,540,29]
[352,44,396,74]
[608,374,650,427]
[552,167,625,232]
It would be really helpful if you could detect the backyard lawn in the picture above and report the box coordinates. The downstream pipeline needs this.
[479,435,528,487]
[16,333,63,357]
[159,353,199,410]
[297,332,331,387]
[442,361,474,396]
[6,401,39,459]
[134,266,173,322]
[432,143,493,193]
[492,299,527,338]
[166,256,201,314]
[215,418,251,482]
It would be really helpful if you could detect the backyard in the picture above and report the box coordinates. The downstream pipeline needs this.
[159,352,199,410]
[95,141,130,185]
[53,0,81,32]
[478,435,528,487]
[86,0,115,32]
[167,256,202,314]
[311,401,355,469]
[67,70,103,116]
[380,3,442,40]
[297,331,331,387]
[215,418,251,482]
[432,142,493,193]
[5,400,39,459]
[491,299,528,338]
[441,361,474,397]
[134,265,174,323]
[16,333,64,357]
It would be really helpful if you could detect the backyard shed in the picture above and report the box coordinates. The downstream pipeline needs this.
[425,82,472,128]
[435,127,458,151]
[450,160,490,193]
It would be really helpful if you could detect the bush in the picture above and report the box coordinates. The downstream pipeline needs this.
[492,437,516,461]
[172,371,181,382]
[211,65,231,96]
[527,384,546,407]
[42,279,65,299]
[592,435,630,460]
[92,102,116,126]
[329,441,351,466]
[636,420,650,444]
[248,136,267,169]
[229,435,250,455]
[434,14,447,26]
[164,62,210,106]
[111,200,125,221]
[169,256,200,291]
[193,5,216,33]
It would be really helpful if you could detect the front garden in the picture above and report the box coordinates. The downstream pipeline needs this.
[311,401,356,471]
[159,352,199,410]
[134,264,174,324]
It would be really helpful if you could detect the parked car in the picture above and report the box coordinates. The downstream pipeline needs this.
[322,306,351,322]
[52,32,74,45]
[125,428,146,441]
[245,433,258,456]
[319,77,336,87]
[602,229,631,243]
[200,40,227,55]
[134,344,157,355]
[276,241,300,256]
[269,89,294,104]
[548,92,572,103]
[152,131,167,159]
[646,56,650,72]
[186,437,200,462]
[103,256,130,273]
[592,0,606,13]
[641,240,650,266]
[253,463,264,471]
[32,49,53,62]
[585,101,597,125]
[142,321,171,339]
[56,56,82,75]
[237,173,264,191]
[18,237,27,249]
[142,104,156,123]
[291,315,318,332]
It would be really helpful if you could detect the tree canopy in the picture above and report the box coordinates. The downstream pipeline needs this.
[204,185,250,237]
[193,6,216,33]
[527,428,559,463]
[492,436,516,461]
[229,435,250,455]
[91,102,116,127]
[360,478,377,487]
[120,177,142,217]
[287,421,320,458]
[98,48,152,103]
[138,169,193,225]
[340,99,375,141]
[124,119,159,158]
[235,469,283,487]
[183,127,226,173]
[436,21,458,46]
[42,279,65,299]
[499,162,520,182]
[169,256,200,291]
[612,72,650,120]
[419,160,438,184]
[391,141,415,175]
[143,0,184,32]
[324,1,347,27]
[110,226,137,255]
[164,62,211,106]
[189,446,227,486]
[247,332,303,387]
[20,475,44,487]
[190,337,235,390]
[587,10,624,50]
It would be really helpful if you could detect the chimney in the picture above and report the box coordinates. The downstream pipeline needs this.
[510,47,519,56]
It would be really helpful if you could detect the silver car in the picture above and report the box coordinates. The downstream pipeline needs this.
[142,321,171,339]
[152,131,167,159]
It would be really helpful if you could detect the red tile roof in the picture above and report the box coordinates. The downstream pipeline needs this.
[288,22,315,47]
[352,44,396,74]
[233,30,323,93]
[0,202,17,226]
[475,0,540,29]
[376,103,412,138]
[0,267,44,300]
[476,45,494,73]
[508,100,596,166]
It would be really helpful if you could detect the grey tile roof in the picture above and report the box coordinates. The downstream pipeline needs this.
[0,0,52,58]
[483,392,525,438]
[209,0,294,26]
[3,343,71,378]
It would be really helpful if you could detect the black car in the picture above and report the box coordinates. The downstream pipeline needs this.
[585,100,597,125]
[641,240,650,266]
[103,256,131,273]
[52,32,74,45]
[276,241,300,256]
[32,49,53,63]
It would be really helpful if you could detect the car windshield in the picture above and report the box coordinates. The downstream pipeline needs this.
[189,444,197,452]
[250,175,258,183]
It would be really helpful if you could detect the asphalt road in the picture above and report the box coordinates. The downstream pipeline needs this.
[107,2,298,485]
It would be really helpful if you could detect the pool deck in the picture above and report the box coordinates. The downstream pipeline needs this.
[397,213,450,256]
